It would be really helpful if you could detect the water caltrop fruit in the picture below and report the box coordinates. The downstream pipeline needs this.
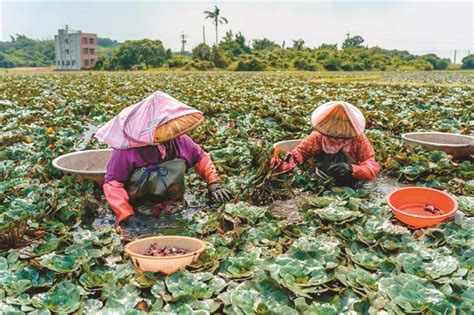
[143,243,188,256]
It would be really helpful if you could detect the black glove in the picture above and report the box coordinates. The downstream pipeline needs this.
[120,215,146,230]
[208,183,233,204]
[326,162,353,178]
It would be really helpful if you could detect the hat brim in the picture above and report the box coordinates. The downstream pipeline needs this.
[154,112,204,143]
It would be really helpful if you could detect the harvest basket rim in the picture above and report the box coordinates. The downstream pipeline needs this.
[386,186,458,220]
[402,132,474,149]
[52,149,112,175]
[124,235,207,260]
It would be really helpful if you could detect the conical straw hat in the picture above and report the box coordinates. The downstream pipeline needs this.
[95,91,203,149]
[311,101,365,138]
[154,112,203,142]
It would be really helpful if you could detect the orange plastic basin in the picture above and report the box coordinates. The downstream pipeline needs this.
[386,187,457,228]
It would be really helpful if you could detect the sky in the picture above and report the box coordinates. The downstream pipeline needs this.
[1,1,473,61]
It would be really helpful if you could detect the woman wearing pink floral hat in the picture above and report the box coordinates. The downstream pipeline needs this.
[95,91,232,230]
[275,101,380,185]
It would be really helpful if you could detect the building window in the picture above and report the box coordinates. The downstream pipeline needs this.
[61,60,65,65]
[82,38,88,44]
[72,60,76,65]
[83,48,89,55]
[57,61,60,66]
[89,48,95,54]
[66,60,70,66]
[65,49,69,54]
[90,59,96,65]
[84,60,90,66]
[65,38,69,44]
[89,38,94,44]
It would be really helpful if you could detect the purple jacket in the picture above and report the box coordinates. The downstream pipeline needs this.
[104,135,206,183]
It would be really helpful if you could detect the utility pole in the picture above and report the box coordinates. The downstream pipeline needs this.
[180,32,188,56]
[453,50,457,64]
[346,31,351,40]
[282,40,285,49]
[202,25,206,44]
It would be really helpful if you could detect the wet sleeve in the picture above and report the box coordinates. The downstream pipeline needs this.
[103,180,134,222]
[351,134,381,181]
[195,153,221,184]
[277,131,322,172]
[175,135,206,168]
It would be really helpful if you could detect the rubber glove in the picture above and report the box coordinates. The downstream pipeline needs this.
[120,215,147,230]
[208,183,233,204]
[327,162,353,178]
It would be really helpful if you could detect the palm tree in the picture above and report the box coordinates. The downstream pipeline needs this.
[204,6,228,46]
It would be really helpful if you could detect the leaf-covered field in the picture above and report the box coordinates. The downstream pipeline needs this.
[1,71,473,314]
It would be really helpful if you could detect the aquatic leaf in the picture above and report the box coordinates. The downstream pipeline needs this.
[165,271,226,299]
[37,253,80,273]
[218,279,297,314]
[378,273,454,313]
[398,248,459,280]
[309,205,362,223]
[31,280,81,313]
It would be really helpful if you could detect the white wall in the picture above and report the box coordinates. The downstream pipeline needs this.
[54,30,81,70]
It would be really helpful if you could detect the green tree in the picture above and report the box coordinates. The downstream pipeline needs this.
[252,38,279,50]
[211,46,230,68]
[461,54,474,69]
[422,54,449,70]
[342,35,365,49]
[292,39,305,51]
[110,39,167,70]
[319,43,338,50]
[204,6,228,46]
[96,38,120,48]
[219,31,250,57]
[192,43,212,61]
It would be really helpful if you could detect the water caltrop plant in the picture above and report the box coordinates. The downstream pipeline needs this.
[0,71,473,314]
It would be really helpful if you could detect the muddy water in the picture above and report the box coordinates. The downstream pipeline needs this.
[268,176,405,221]
[92,194,206,238]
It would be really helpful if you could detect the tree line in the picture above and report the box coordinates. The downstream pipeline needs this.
[1,34,473,71]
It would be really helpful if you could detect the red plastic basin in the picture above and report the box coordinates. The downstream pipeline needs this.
[386,187,457,228]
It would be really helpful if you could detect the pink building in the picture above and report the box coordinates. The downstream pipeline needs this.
[55,27,98,70]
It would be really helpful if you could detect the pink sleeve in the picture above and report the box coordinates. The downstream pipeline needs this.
[352,157,380,181]
[351,134,380,181]
[103,180,134,223]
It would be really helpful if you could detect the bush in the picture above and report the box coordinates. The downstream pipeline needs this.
[192,43,212,61]
[235,58,266,71]
[167,56,190,68]
[293,59,317,71]
[191,60,215,71]
[323,58,341,71]
[461,54,474,69]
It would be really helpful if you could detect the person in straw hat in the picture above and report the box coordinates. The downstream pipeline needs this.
[95,91,233,230]
[274,101,380,185]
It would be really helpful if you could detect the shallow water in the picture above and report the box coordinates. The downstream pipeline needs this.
[268,176,404,221]
[92,194,207,238]
[362,175,406,196]
[81,123,100,143]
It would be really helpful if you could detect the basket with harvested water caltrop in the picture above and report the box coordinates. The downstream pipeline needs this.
[52,149,112,185]
[124,236,207,274]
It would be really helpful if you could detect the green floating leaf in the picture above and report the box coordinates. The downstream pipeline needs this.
[166,271,226,300]
[378,273,454,314]
[31,280,81,313]
[398,248,459,280]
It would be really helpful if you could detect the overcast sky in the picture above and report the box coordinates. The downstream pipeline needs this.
[1,1,473,61]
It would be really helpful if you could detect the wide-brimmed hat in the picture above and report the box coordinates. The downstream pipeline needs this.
[95,91,203,149]
[311,101,365,138]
